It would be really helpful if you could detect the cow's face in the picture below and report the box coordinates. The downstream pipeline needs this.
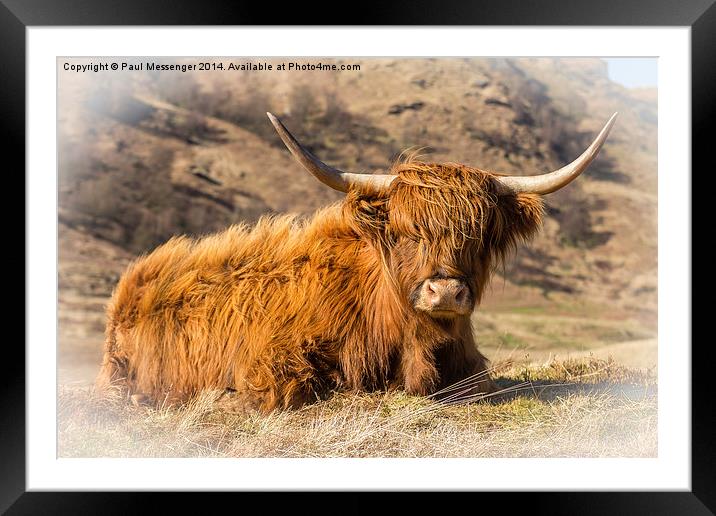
[380,162,543,319]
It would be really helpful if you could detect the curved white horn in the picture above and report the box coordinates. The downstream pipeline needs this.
[267,112,396,193]
[492,112,618,195]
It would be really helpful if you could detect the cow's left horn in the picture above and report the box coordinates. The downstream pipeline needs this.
[267,112,397,193]
[492,112,618,195]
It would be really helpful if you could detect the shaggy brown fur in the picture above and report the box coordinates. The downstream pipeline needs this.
[96,161,544,412]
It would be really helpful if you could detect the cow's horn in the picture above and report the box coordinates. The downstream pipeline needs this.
[267,112,397,193]
[492,112,618,195]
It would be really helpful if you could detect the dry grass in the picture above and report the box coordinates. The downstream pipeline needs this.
[58,357,656,458]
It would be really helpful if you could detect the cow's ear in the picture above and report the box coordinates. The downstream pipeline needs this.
[510,193,544,241]
[343,191,391,240]
[488,193,544,257]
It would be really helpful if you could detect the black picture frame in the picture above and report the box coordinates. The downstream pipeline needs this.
[6,0,709,513]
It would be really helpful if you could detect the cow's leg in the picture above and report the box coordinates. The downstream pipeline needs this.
[395,320,454,395]
[95,352,129,396]
[228,343,339,413]
[396,331,440,396]
[95,327,170,406]
[213,386,275,414]
[95,323,132,395]
[221,376,326,414]
[434,339,498,400]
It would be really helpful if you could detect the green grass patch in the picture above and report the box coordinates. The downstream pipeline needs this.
[503,356,656,386]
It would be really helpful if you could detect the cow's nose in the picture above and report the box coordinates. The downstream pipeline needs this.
[421,278,471,313]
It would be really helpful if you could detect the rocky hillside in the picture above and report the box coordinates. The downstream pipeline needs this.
[57,57,657,382]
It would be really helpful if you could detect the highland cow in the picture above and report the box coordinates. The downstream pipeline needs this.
[96,112,618,412]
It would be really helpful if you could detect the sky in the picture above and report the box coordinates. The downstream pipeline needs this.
[602,58,657,88]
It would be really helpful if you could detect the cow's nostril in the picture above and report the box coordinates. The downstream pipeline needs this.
[455,286,467,304]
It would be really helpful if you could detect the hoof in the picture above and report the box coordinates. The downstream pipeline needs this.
[130,393,149,406]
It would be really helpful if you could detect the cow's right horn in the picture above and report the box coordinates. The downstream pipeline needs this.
[491,112,618,195]
[267,112,397,193]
